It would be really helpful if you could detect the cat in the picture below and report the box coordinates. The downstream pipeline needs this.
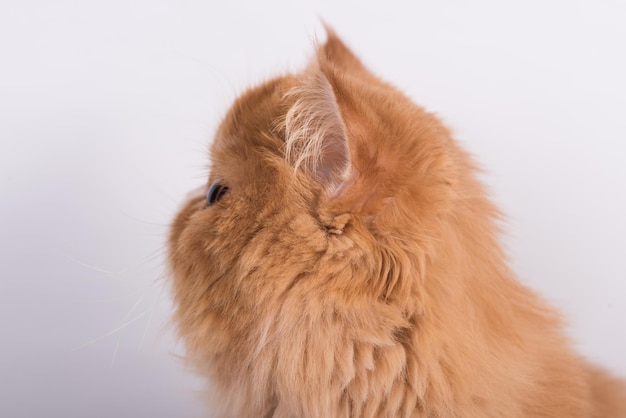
[168,29,626,417]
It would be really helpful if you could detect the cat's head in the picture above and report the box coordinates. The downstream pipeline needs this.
[168,30,490,415]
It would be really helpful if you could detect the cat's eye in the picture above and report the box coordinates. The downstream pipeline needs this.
[206,182,229,206]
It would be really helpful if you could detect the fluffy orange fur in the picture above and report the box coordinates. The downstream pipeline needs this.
[168,30,626,417]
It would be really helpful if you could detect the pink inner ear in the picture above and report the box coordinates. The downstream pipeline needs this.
[283,69,351,193]
[318,136,349,182]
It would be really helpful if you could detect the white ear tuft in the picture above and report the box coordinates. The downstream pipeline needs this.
[283,70,350,192]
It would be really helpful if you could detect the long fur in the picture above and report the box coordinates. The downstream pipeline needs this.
[282,68,350,191]
[168,30,626,417]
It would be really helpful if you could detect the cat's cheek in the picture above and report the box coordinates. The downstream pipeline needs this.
[168,196,206,256]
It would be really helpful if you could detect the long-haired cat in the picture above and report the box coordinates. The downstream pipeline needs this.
[168,29,626,417]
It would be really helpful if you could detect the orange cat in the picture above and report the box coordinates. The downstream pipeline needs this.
[168,29,626,417]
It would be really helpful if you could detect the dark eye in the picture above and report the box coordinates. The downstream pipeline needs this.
[206,182,229,206]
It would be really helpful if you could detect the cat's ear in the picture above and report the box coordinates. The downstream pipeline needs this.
[282,65,351,194]
[282,30,387,212]
[316,26,370,78]
[281,29,379,196]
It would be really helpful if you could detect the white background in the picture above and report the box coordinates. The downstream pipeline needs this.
[1,1,625,417]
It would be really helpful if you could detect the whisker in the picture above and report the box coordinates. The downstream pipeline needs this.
[72,310,150,351]
[141,248,167,265]
[67,246,168,285]
[79,292,142,304]
[64,254,121,276]
[121,295,145,322]
[110,339,120,368]
[138,282,166,352]
[118,210,172,228]
[107,294,147,366]
[137,306,156,353]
